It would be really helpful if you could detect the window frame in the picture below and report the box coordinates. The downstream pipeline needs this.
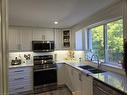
[86,18,123,66]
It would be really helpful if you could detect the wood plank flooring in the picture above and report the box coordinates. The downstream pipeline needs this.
[35,86,72,95]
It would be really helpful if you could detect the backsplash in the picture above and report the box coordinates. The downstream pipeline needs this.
[9,52,33,66]
[9,50,85,66]
[54,50,85,63]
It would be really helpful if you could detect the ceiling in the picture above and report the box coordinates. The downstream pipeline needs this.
[9,0,119,28]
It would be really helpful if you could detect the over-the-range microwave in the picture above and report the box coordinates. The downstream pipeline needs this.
[32,41,54,52]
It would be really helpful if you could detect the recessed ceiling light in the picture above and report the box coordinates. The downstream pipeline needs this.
[54,21,58,25]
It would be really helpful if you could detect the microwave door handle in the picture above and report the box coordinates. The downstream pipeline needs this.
[50,43,51,50]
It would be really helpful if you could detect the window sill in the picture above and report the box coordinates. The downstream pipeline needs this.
[86,60,123,70]
[102,63,123,70]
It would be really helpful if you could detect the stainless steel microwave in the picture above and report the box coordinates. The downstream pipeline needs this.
[32,41,54,52]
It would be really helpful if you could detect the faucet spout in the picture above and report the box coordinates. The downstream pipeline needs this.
[91,54,101,69]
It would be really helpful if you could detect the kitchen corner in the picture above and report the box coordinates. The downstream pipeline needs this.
[8,49,127,95]
[57,61,127,95]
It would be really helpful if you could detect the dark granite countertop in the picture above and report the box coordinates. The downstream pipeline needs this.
[91,72,127,94]
[56,61,127,94]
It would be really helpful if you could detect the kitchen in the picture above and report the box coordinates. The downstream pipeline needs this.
[0,0,127,95]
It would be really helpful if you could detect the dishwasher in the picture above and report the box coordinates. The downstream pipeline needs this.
[93,79,114,95]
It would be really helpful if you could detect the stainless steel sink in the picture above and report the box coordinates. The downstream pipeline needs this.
[78,65,95,70]
[88,69,105,74]
[78,65,106,74]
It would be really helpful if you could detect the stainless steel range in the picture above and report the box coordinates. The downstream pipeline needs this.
[33,55,57,94]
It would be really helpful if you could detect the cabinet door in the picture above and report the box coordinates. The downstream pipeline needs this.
[9,28,21,51]
[54,29,62,50]
[57,63,65,85]
[44,29,54,40]
[64,65,74,92]
[82,75,93,95]
[20,28,32,51]
[73,69,82,95]
[62,29,72,49]
[32,28,54,41]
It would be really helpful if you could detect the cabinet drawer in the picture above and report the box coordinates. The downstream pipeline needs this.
[9,67,32,78]
[9,74,32,82]
[9,78,33,87]
[9,80,33,89]
[9,84,32,94]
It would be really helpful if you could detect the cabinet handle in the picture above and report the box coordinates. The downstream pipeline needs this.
[95,85,113,95]
[18,44,21,50]
[14,77,24,80]
[71,69,73,76]
[15,87,24,90]
[14,70,24,72]
[79,73,82,81]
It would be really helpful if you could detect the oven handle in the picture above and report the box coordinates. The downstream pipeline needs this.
[34,67,57,72]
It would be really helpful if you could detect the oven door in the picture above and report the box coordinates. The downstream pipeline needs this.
[34,68,57,88]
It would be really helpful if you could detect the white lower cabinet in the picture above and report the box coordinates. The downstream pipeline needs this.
[64,64,74,91]
[9,67,33,94]
[57,63,66,85]
[72,69,82,95]
[63,64,93,95]
[81,75,93,95]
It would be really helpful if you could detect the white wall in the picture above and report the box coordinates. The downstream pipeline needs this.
[75,30,83,50]
[71,1,122,32]
[71,0,127,75]
[0,0,8,94]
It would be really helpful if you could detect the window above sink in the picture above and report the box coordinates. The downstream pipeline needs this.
[85,19,123,68]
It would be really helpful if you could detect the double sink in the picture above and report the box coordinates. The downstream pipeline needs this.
[78,65,106,74]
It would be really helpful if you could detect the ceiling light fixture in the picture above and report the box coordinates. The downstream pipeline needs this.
[54,21,58,25]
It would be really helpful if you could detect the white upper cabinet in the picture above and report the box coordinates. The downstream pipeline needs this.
[54,29,74,50]
[20,28,32,51]
[54,29,62,50]
[62,29,72,49]
[9,27,33,52]
[9,28,21,51]
[32,28,54,41]
[9,27,75,51]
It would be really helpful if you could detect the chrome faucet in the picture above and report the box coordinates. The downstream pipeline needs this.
[91,54,101,69]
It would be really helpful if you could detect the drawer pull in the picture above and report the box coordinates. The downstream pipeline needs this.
[14,77,24,80]
[14,70,24,72]
[15,87,24,90]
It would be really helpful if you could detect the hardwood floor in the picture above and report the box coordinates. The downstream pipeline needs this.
[35,86,72,95]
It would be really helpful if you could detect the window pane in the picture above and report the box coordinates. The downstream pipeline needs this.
[90,25,104,61]
[107,19,123,65]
